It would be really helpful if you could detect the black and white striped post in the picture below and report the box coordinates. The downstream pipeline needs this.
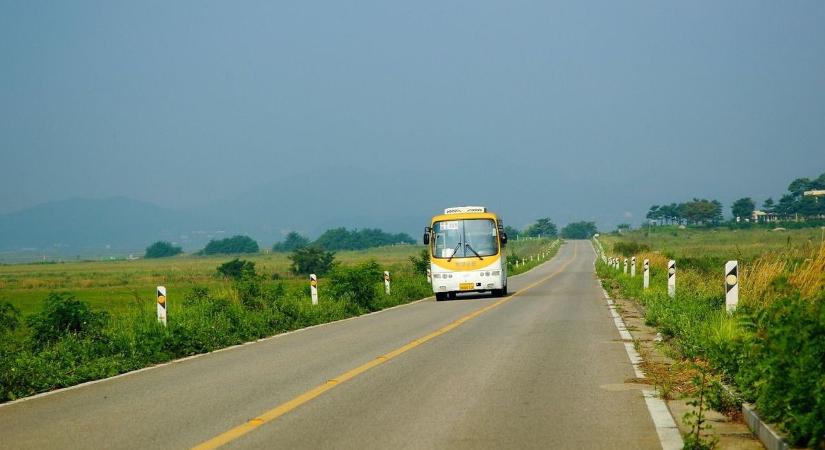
[384,271,391,295]
[667,260,676,298]
[725,261,738,313]
[156,286,167,326]
[631,256,636,277]
[623,258,628,274]
[643,259,650,289]
[310,274,318,305]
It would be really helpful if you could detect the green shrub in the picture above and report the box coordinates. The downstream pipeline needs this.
[217,259,256,280]
[289,246,336,276]
[328,260,382,312]
[144,241,183,258]
[0,301,20,335]
[736,295,825,447]
[26,293,108,350]
[202,235,259,255]
[409,248,429,276]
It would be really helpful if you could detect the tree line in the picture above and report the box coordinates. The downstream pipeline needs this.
[645,171,825,226]
[145,228,415,259]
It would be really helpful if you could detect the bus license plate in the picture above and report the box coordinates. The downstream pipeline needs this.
[459,282,474,291]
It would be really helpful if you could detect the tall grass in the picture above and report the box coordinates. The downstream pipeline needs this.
[596,233,825,447]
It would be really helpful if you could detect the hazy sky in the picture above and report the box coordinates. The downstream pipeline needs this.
[2,1,824,228]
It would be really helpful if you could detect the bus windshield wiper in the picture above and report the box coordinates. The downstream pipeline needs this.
[447,241,463,262]
[465,243,484,260]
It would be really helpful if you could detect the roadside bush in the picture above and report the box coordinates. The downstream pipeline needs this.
[328,260,382,312]
[289,246,336,276]
[26,293,108,350]
[217,259,256,280]
[409,248,429,276]
[0,301,20,335]
[736,294,825,447]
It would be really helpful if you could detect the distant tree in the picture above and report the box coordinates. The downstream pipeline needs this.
[272,232,310,252]
[312,228,415,251]
[616,223,631,233]
[646,205,661,225]
[144,241,183,258]
[217,258,256,280]
[561,221,598,239]
[202,235,259,255]
[762,198,774,212]
[731,198,756,220]
[679,199,723,225]
[289,246,336,276]
[503,225,520,238]
[523,218,558,238]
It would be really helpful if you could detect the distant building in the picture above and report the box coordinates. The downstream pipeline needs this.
[751,210,778,223]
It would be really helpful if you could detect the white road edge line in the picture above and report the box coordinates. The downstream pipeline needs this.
[592,244,682,450]
[1,245,562,409]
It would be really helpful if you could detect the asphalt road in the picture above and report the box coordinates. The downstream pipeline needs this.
[0,240,660,449]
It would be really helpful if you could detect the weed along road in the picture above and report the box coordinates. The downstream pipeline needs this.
[0,241,662,449]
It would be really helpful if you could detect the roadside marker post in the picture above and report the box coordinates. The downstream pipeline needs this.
[384,271,391,295]
[310,274,318,305]
[643,259,650,289]
[426,268,432,284]
[156,286,167,326]
[667,260,676,298]
[623,258,628,274]
[631,256,636,277]
[725,261,739,313]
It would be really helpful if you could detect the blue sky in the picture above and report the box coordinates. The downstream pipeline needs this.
[2,1,824,229]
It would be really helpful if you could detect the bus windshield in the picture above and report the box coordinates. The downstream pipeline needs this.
[432,219,498,259]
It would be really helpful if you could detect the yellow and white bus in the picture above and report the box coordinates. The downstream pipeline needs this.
[423,206,508,301]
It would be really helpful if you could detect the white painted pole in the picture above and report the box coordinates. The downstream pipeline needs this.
[725,260,739,313]
[667,260,676,298]
[631,256,636,277]
[156,286,167,326]
[623,258,628,274]
[643,259,650,289]
[384,271,391,295]
[426,268,432,284]
[310,274,318,305]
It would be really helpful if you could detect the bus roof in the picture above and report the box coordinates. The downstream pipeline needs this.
[431,211,500,224]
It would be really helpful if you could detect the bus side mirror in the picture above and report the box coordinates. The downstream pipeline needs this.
[423,227,431,245]
[500,233,508,245]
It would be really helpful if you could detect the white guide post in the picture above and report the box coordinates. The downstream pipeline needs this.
[725,261,739,313]
[623,258,628,274]
[631,256,636,277]
[156,286,167,326]
[384,271,391,295]
[643,259,650,289]
[310,274,318,305]
[667,260,676,298]
[426,268,432,284]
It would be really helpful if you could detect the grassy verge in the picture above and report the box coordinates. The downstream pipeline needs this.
[0,240,557,403]
[594,230,824,448]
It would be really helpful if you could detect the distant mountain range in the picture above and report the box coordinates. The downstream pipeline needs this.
[0,167,437,258]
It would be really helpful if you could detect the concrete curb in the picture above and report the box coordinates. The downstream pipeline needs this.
[742,403,790,450]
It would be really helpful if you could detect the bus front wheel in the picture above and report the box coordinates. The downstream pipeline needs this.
[435,292,448,301]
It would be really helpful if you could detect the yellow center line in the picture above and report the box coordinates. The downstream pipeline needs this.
[192,243,579,450]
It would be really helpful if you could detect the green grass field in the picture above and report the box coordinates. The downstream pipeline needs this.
[0,239,557,316]
[601,225,824,259]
